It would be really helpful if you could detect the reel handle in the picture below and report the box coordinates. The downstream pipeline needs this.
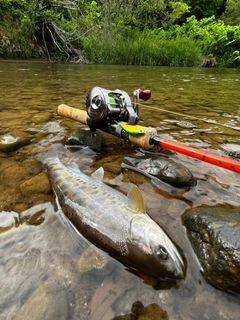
[137,89,151,101]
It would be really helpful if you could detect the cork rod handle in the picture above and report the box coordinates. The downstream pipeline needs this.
[57,104,88,125]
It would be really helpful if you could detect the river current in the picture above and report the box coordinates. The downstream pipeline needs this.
[0,62,240,319]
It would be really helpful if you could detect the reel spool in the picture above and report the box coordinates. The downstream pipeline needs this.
[86,86,141,125]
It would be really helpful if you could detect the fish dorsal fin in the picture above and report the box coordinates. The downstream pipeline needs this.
[127,185,146,213]
[67,162,81,173]
[91,166,104,182]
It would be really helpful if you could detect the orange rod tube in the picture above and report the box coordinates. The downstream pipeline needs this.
[158,138,240,173]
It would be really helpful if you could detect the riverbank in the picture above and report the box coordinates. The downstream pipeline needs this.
[1,16,240,68]
[1,0,240,68]
[0,51,218,68]
[0,35,237,68]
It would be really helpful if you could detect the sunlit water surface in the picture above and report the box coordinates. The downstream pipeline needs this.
[0,62,240,320]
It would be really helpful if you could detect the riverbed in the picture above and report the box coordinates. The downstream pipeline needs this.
[0,61,240,319]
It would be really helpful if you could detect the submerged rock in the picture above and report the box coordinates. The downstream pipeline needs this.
[65,128,102,151]
[122,154,194,188]
[183,206,240,295]
[77,244,112,276]
[14,281,68,320]
[0,159,53,212]
[176,121,197,129]
[0,211,19,232]
[112,301,169,320]
[0,130,30,152]
[31,112,53,124]
[20,172,52,196]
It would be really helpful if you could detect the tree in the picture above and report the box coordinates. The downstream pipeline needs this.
[0,0,96,61]
[96,0,190,33]
[221,0,240,25]
[184,0,225,20]
[166,1,190,26]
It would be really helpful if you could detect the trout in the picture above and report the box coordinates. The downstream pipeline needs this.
[46,157,185,280]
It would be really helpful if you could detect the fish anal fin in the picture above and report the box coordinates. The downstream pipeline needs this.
[91,166,104,182]
[127,185,146,213]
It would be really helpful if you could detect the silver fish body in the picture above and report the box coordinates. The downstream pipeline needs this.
[46,157,185,280]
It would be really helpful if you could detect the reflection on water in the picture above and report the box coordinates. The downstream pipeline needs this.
[0,62,240,319]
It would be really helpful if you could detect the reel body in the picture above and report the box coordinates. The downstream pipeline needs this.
[85,86,151,137]
[86,86,142,124]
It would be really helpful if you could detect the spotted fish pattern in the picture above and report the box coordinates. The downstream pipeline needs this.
[46,157,185,280]
[47,158,130,256]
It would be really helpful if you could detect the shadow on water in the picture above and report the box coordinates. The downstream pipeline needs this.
[0,62,240,319]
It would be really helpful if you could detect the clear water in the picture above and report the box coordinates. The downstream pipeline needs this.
[0,62,240,320]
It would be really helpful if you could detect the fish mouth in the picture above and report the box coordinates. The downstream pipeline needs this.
[165,242,186,279]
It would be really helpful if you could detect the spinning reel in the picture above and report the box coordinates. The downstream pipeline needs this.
[85,86,151,135]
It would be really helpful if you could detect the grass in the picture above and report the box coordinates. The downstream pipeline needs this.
[82,32,203,67]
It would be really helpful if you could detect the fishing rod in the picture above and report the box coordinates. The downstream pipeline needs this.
[57,86,240,174]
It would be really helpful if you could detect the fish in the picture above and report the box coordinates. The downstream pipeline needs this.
[46,157,185,281]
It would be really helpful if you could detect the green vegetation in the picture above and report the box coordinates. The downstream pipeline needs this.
[0,0,240,67]
[168,16,240,67]
[82,31,202,66]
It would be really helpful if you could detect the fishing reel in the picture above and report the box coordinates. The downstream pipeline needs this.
[85,86,151,132]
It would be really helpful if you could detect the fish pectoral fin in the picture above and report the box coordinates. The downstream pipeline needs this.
[127,185,146,213]
[91,166,104,182]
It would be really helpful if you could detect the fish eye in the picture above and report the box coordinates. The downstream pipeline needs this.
[156,245,168,259]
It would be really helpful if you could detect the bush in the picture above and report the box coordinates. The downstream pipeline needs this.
[168,16,240,67]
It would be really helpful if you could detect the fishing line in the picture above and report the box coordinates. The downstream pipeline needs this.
[140,104,240,132]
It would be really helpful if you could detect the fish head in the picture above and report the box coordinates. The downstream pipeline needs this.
[129,214,185,280]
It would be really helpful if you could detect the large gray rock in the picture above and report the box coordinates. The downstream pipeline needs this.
[183,206,240,295]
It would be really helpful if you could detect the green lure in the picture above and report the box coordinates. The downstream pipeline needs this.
[120,123,146,135]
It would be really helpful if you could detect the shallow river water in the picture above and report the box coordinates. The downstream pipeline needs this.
[0,62,240,320]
